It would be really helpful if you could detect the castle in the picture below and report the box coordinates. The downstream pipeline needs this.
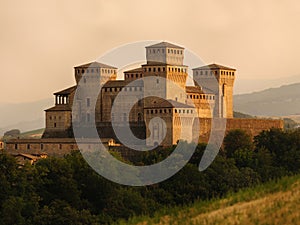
[5,42,283,155]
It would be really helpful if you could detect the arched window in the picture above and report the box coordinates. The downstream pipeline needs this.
[137,113,142,122]
[222,83,226,96]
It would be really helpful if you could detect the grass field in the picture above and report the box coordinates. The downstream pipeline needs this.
[117,175,300,225]
[20,128,44,138]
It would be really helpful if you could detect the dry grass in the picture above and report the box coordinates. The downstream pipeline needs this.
[191,181,300,225]
[123,176,300,225]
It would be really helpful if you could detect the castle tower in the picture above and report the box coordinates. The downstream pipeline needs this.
[73,62,117,125]
[193,64,236,118]
[143,42,188,106]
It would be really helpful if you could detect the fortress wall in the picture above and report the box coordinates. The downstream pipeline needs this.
[197,118,284,143]
[4,118,283,157]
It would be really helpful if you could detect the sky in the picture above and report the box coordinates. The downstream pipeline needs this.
[0,0,300,103]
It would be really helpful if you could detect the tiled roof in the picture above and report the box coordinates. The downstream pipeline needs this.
[193,63,236,71]
[124,67,143,73]
[74,61,117,69]
[45,104,72,112]
[144,99,194,109]
[103,80,143,87]
[186,86,203,94]
[146,41,184,49]
[54,86,76,95]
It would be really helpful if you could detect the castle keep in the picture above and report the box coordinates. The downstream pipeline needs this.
[5,42,283,155]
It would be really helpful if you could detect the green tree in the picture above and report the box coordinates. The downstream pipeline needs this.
[224,129,254,158]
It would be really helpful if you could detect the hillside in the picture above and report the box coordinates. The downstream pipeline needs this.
[234,83,300,116]
[122,175,300,225]
[0,98,52,135]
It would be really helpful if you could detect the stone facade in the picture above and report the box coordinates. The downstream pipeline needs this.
[4,41,284,155]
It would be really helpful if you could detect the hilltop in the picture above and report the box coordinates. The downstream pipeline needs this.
[234,82,300,117]
[120,175,300,225]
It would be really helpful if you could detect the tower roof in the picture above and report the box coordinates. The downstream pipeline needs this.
[146,41,184,49]
[74,61,117,69]
[54,86,76,95]
[144,99,193,109]
[193,63,236,71]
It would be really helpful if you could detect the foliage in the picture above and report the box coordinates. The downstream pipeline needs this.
[0,128,299,224]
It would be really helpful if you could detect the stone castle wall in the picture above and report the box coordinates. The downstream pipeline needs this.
[4,118,283,157]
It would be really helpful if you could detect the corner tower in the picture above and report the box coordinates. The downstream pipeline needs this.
[193,64,236,118]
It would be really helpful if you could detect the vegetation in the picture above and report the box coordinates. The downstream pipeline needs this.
[118,174,300,225]
[0,128,299,224]
[233,111,253,118]
[283,117,299,130]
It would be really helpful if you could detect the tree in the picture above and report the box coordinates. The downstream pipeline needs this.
[224,129,254,158]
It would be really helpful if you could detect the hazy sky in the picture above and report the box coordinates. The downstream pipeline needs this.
[1,0,300,103]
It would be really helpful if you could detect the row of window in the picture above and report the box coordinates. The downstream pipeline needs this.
[111,113,143,122]
[187,94,215,100]
[146,108,194,114]
[14,143,74,150]
[49,116,62,120]
[125,73,143,79]
[143,67,187,73]
[76,68,116,75]
[104,87,143,92]
[195,70,235,76]
[148,48,183,55]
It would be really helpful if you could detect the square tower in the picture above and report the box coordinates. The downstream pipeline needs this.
[193,64,236,118]
[145,42,184,66]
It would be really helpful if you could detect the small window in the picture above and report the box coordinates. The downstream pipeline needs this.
[59,144,62,150]
[27,144,30,150]
[87,113,90,122]
[87,98,90,107]
[41,144,43,150]
[54,123,57,128]
[111,113,114,121]
[15,144,18,150]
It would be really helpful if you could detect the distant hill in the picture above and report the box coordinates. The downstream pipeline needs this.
[0,98,52,135]
[234,83,300,116]
[234,74,300,94]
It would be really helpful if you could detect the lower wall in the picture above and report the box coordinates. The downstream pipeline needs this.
[198,118,284,142]
[4,118,284,157]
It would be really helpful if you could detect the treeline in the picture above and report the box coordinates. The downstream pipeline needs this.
[0,128,299,225]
